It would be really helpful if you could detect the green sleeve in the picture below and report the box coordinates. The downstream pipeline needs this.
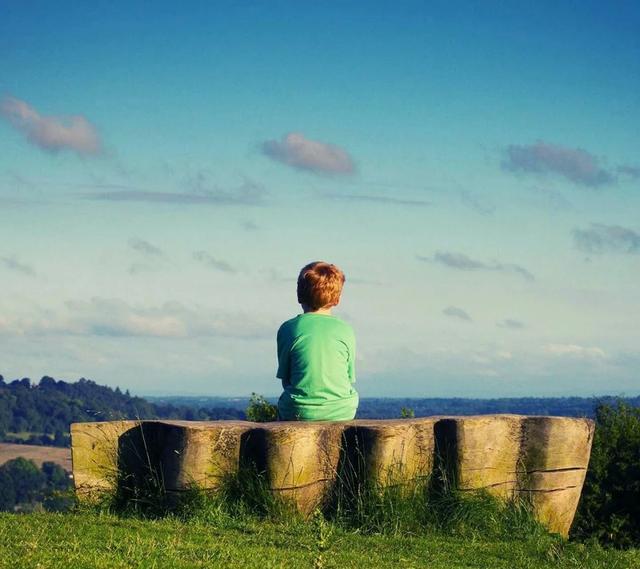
[276,325,290,384]
[348,333,356,383]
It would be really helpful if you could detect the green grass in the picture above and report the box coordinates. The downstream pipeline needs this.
[73,449,638,568]
[0,511,638,569]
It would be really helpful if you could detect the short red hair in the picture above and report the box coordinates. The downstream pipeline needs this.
[297,261,345,310]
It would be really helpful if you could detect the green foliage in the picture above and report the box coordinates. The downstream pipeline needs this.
[177,466,300,525]
[2,457,45,504]
[311,508,333,569]
[0,375,245,447]
[328,466,545,541]
[106,459,298,526]
[573,401,640,548]
[0,457,73,512]
[0,376,156,444]
[399,406,415,418]
[41,462,69,491]
[245,393,278,422]
[0,469,16,510]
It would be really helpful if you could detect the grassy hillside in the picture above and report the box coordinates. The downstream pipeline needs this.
[0,512,638,569]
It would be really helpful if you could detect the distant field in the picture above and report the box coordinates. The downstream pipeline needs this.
[0,443,72,471]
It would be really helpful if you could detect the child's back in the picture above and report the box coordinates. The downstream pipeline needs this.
[277,312,357,421]
[276,261,358,421]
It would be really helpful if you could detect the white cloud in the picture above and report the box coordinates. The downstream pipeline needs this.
[543,344,606,359]
[262,132,355,175]
[0,298,273,339]
[1,96,102,156]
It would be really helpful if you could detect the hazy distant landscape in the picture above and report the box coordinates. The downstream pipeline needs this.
[148,394,640,420]
[3,375,639,454]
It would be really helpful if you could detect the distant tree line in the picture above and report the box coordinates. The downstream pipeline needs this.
[353,396,640,419]
[0,375,244,447]
[2,372,639,447]
[0,457,72,512]
[153,394,640,420]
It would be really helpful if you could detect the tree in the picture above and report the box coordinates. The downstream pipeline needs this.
[42,462,70,491]
[245,393,278,422]
[573,401,640,547]
[39,376,57,389]
[53,430,68,447]
[0,458,45,503]
[0,469,16,511]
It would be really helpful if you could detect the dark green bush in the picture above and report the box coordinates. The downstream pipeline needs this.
[0,457,72,512]
[573,401,640,548]
[245,393,277,422]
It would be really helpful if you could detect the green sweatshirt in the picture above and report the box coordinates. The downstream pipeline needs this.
[276,312,358,421]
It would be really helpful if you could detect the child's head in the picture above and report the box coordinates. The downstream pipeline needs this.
[297,261,345,310]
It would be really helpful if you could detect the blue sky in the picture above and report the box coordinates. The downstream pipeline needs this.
[1,1,639,397]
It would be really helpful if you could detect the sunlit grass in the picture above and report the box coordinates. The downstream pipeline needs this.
[1,511,638,569]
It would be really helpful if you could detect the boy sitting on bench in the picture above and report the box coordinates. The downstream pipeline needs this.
[276,261,358,421]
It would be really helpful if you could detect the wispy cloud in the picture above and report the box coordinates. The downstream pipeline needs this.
[81,180,266,206]
[524,186,573,211]
[498,319,525,330]
[573,223,640,255]
[128,263,159,275]
[0,298,271,339]
[617,165,640,179]
[128,238,163,257]
[459,190,495,215]
[0,256,36,276]
[544,344,606,359]
[443,306,472,321]
[323,193,431,207]
[193,251,236,273]
[6,171,38,193]
[419,251,535,282]
[241,220,259,231]
[184,173,267,203]
[126,238,165,274]
[0,96,101,156]
[503,141,613,187]
[262,132,355,175]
